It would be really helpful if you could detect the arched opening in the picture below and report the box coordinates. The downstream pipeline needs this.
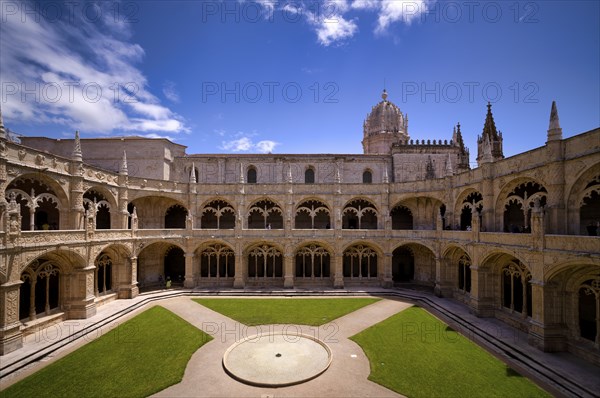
[199,244,235,279]
[127,203,134,229]
[460,191,483,230]
[295,244,330,278]
[248,199,283,229]
[200,200,235,229]
[19,260,61,321]
[578,279,599,343]
[343,245,378,279]
[362,170,372,184]
[164,246,185,284]
[305,168,315,184]
[502,181,547,233]
[247,245,283,279]
[502,261,532,316]
[165,204,187,229]
[95,254,113,295]
[580,183,600,236]
[391,205,413,230]
[7,177,62,230]
[457,255,471,293]
[247,167,257,184]
[343,199,378,229]
[295,200,330,229]
[84,190,112,229]
[392,247,414,282]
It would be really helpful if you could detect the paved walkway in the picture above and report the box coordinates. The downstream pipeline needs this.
[1,288,599,398]
[155,297,411,397]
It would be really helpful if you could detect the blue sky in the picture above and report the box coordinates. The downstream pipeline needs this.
[1,0,598,161]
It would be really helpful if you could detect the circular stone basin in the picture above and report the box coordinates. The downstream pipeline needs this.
[223,333,332,387]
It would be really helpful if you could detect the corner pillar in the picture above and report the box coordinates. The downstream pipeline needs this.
[468,265,495,317]
[527,280,567,352]
[67,266,97,319]
[118,256,139,299]
[0,281,23,355]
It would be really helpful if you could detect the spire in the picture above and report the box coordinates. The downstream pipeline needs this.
[287,164,293,183]
[477,103,503,166]
[547,100,563,141]
[455,122,465,150]
[482,102,500,141]
[239,163,245,183]
[72,130,82,162]
[334,164,341,183]
[119,151,128,175]
[0,104,6,140]
[383,167,389,183]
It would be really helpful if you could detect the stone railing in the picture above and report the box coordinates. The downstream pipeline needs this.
[545,235,600,253]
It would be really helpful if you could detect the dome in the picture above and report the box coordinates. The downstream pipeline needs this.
[363,90,409,139]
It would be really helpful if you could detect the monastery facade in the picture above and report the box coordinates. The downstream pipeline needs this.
[0,91,599,366]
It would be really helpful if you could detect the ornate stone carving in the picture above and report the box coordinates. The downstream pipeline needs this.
[6,290,18,323]
[18,150,26,160]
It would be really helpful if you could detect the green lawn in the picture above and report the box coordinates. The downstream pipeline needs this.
[2,306,212,398]
[350,307,550,398]
[194,297,380,326]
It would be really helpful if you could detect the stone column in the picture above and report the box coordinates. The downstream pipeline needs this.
[184,252,195,288]
[67,265,97,319]
[381,253,393,288]
[468,265,495,317]
[0,281,23,355]
[434,257,453,298]
[233,251,245,288]
[527,280,567,352]
[333,253,344,288]
[118,256,139,299]
[283,252,294,288]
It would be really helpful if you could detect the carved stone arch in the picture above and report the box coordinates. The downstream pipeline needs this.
[200,198,236,229]
[295,198,331,229]
[6,172,69,209]
[496,177,548,231]
[295,242,332,279]
[342,198,379,230]
[571,169,600,235]
[342,242,380,280]
[245,241,284,279]
[196,241,236,280]
[247,198,283,229]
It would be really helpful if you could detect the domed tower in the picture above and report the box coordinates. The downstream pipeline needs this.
[362,89,409,154]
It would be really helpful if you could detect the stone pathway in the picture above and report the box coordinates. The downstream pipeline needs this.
[154,297,412,397]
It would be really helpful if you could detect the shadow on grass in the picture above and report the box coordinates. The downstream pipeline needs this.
[506,367,523,377]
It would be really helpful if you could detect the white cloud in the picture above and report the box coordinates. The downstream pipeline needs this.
[221,137,253,152]
[252,0,433,45]
[162,81,180,103]
[255,140,278,153]
[314,15,358,46]
[351,0,379,10]
[220,134,279,153]
[376,0,431,33]
[0,1,188,135]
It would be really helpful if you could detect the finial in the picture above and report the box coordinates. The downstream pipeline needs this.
[382,89,388,101]
[72,130,82,161]
[287,164,293,183]
[383,168,389,184]
[119,151,128,175]
[547,100,563,141]
[190,162,197,183]
[239,163,245,183]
